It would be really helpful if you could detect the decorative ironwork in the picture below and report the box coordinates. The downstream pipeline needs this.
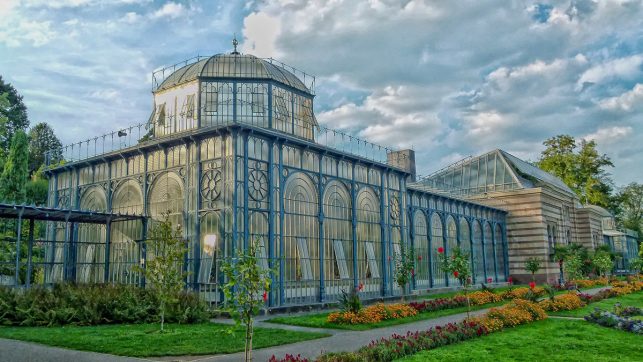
[201,168,222,201]
[389,195,400,220]
[248,168,268,201]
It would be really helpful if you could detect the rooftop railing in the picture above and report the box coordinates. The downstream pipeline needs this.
[45,115,407,170]
[151,55,316,95]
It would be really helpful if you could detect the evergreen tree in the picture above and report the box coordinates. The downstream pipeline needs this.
[28,122,62,175]
[0,131,29,203]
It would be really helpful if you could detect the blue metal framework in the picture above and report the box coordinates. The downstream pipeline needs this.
[33,53,509,306]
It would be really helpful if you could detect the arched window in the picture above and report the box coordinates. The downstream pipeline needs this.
[472,221,485,283]
[356,187,381,295]
[77,187,107,283]
[446,216,458,285]
[484,222,495,281]
[413,211,429,288]
[459,218,471,268]
[430,213,444,287]
[283,173,318,303]
[323,181,352,298]
[494,224,506,281]
[110,179,144,284]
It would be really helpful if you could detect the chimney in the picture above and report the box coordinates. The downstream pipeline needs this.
[387,149,416,182]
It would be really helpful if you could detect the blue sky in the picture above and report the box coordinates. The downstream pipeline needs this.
[1,0,642,186]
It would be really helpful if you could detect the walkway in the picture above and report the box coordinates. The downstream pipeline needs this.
[0,286,609,362]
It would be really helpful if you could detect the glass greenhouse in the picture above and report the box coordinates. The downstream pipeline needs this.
[33,51,509,306]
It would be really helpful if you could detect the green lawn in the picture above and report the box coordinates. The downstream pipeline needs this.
[0,323,330,357]
[550,291,643,318]
[397,318,643,362]
[266,301,505,331]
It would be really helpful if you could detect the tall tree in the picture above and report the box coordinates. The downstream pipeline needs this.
[0,76,29,161]
[0,91,10,170]
[537,135,614,208]
[0,130,29,203]
[28,122,62,175]
[616,183,643,238]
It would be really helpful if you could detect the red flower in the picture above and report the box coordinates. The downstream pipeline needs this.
[507,276,513,284]
[411,268,415,276]
[437,247,444,254]
[418,255,422,261]
[263,291,268,303]
[358,283,364,291]
[487,277,492,283]
[453,271,459,278]
[529,281,536,289]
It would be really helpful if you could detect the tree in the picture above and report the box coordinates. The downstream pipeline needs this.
[0,130,29,203]
[28,122,62,175]
[221,238,274,362]
[136,213,187,332]
[393,243,415,301]
[537,135,614,208]
[0,76,29,161]
[592,251,613,277]
[438,246,473,319]
[616,183,643,239]
[524,257,541,282]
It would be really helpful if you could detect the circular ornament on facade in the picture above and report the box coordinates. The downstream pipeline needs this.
[201,169,222,201]
[390,195,400,220]
[248,169,268,201]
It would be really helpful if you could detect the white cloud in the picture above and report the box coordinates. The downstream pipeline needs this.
[0,20,56,47]
[151,2,185,20]
[583,126,633,145]
[121,12,141,24]
[599,83,643,112]
[577,55,643,89]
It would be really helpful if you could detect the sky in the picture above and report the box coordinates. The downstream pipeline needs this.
[1,0,642,186]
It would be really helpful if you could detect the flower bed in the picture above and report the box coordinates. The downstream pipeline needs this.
[501,286,544,300]
[585,308,643,334]
[571,277,609,289]
[467,290,504,305]
[407,295,468,313]
[474,300,547,332]
[538,292,585,312]
[327,303,417,325]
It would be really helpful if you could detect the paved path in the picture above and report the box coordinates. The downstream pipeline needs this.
[0,286,610,362]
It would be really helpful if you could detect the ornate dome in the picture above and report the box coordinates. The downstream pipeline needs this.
[155,53,311,94]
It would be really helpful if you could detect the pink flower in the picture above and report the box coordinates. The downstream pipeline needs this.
[437,247,444,254]
[487,277,492,283]
[263,291,268,303]
[507,276,513,284]
[358,283,364,291]
[411,268,415,276]
[529,281,536,289]
[418,255,422,261]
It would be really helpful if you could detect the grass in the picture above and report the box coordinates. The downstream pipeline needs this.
[397,318,643,361]
[266,301,505,331]
[549,290,643,318]
[0,323,330,357]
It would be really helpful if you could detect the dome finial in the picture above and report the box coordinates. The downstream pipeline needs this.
[232,34,239,55]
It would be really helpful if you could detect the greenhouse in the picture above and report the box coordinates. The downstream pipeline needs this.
[4,50,509,307]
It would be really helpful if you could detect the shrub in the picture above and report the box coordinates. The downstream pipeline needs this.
[269,354,310,362]
[0,284,208,326]
[474,300,546,332]
[585,308,643,334]
[501,286,544,300]
[327,303,417,325]
[538,293,585,312]
[408,295,468,313]
[467,290,503,305]
[338,288,362,314]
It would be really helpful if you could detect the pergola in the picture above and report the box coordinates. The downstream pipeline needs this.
[0,203,145,287]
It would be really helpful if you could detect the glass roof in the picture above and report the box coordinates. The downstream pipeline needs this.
[155,54,311,94]
[411,149,576,197]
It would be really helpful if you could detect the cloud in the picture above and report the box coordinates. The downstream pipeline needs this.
[577,55,643,89]
[151,2,185,20]
[583,126,633,145]
[0,20,56,47]
[599,83,643,112]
